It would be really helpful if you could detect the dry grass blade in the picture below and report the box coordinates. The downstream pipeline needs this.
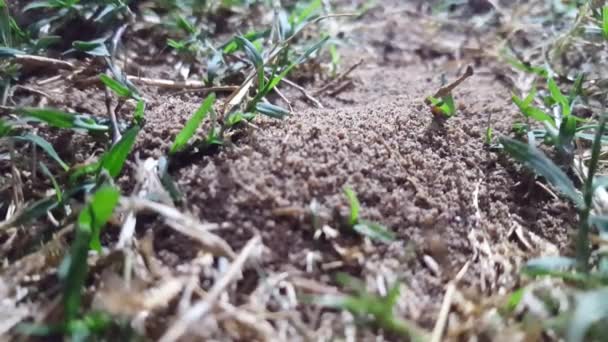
[159,235,261,342]
[430,261,470,342]
[121,197,235,259]
[14,54,75,70]
[75,75,239,92]
[282,78,324,108]
[314,59,363,95]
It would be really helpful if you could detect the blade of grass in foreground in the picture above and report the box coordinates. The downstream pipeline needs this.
[59,186,120,323]
[18,108,109,131]
[170,93,216,154]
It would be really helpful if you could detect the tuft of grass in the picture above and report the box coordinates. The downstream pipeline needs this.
[510,76,592,161]
[500,114,608,340]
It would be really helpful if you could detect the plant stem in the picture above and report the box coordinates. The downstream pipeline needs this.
[578,115,607,271]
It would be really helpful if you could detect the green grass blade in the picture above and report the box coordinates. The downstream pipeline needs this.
[59,186,119,322]
[12,196,59,227]
[0,118,12,137]
[265,36,330,93]
[86,187,120,252]
[38,161,62,202]
[499,136,583,207]
[18,108,108,131]
[255,102,290,119]
[134,99,145,125]
[512,94,555,126]
[170,93,216,154]
[236,35,263,68]
[14,133,69,171]
[99,74,132,98]
[354,220,396,243]
[343,187,360,226]
[72,38,109,57]
[558,114,576,153]
[568,73,585,104]
[99,126,139,179]
[19,107,77,129]
[548,77,570,116]
[290,0,321,27]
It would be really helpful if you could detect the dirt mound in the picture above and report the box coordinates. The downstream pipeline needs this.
[137,60,574,330]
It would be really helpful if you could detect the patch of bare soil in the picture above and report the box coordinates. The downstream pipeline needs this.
[1,1,580,341]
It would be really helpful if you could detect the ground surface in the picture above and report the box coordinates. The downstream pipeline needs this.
[0,1,589,341]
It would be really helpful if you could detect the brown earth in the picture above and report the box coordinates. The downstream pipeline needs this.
[2,1,579,341]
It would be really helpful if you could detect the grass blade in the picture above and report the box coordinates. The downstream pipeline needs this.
[255,102,290,119]
[354,220,395,244]
[99,74,132,98]
[99,126,139,179]
[59,186,120,322]
[548,77,570,116]
[18,108,109,131]
[343,186,360,226]
[14,133,69,171]
[235,35,263,68]
[19,107,77,129]
[603,5,608,40]
[170,93,216,154]
[39,161,62,202]
[499,136,583,207]
[134,99,145,125]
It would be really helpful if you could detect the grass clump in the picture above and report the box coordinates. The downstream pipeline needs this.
[500,113,608,340]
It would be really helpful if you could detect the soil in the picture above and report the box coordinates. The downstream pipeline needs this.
[1,1,580,341]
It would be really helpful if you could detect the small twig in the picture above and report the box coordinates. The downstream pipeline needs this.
[127,76,237,90]
[75,74,239,92]
[272,86,293,111]
[327,80,353,97]
[430,261,470,342]
[314,59,363,95]
[159,235,261,342]
[13,85,53,100]
[13,54,75,70]
[432,65,474,99]
[282,13,357,46]
[122,197,235,259]
[282,78,324,108]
